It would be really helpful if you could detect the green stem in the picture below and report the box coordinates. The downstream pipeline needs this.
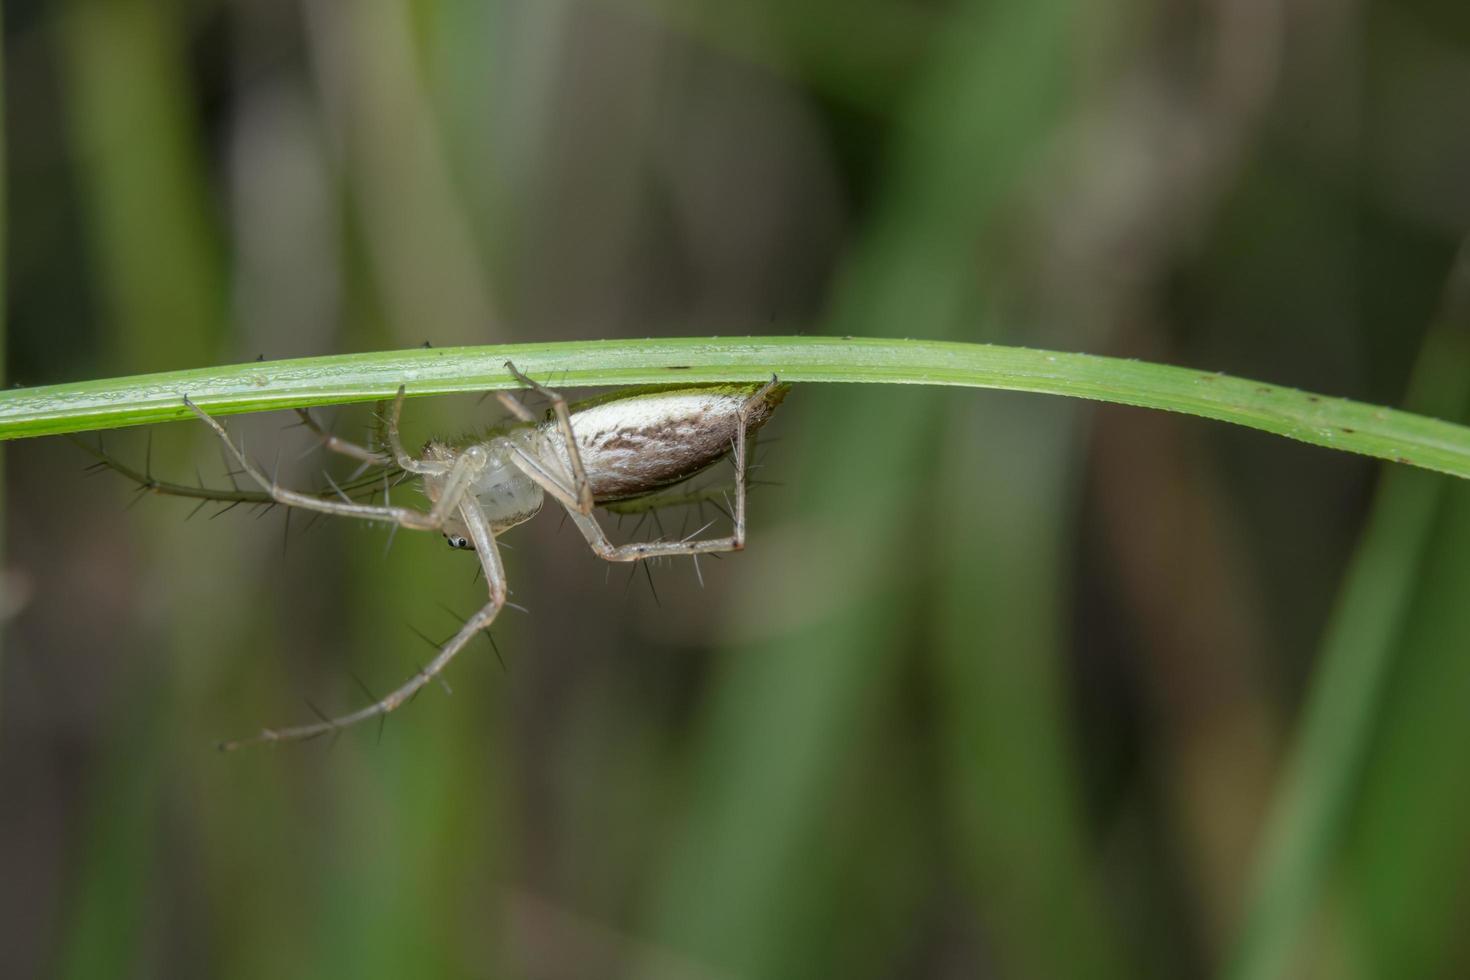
[5,336,1470,480]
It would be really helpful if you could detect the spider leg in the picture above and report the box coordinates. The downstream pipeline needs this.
[494,390,537,423]
[293,407,389,465]
[72,435,275,506]
[383,386,446,476]
[503,443,584,515]
[218,497,507,750]
[184,396,471,531]
[75,434,407,512]
[504,360,594,514]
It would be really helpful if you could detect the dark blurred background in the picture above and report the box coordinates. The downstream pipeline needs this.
[4,0,1470,977]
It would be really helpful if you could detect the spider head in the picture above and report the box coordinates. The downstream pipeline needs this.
[441,512,477,551]
[444,532,476,551]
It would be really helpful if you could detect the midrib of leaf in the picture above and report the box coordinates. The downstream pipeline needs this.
[4,336,1469,480]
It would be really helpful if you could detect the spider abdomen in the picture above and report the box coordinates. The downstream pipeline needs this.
[563,383,787,502]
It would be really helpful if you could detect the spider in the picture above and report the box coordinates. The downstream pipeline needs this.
[151,362,786,749]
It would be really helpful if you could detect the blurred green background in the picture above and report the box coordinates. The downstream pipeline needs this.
[4,0,1470,977]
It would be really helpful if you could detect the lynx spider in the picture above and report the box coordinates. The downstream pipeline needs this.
[176,362,786,750]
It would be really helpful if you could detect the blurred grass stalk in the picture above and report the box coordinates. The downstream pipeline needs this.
[639,0,1134,976]
[55,1,227,975]
[305,0,500,345]
[1341,373,1470,974]
[1227,246,1470,980]
[936,396,1129,978]
[304,13,515,968]
[59,0,224,374]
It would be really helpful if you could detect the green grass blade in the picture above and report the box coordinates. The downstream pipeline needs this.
[935,398,1132,978]
[7,336,1470,480]
[1339,467,1470,976]
[59,0,226,374]
[642,0,1089,973]
[1225,281,1470,979]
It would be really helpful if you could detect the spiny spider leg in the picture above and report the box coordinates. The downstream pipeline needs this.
[218,497,508,750]
[184,396,472,531]
[77,435,404,513]
[494,389,537,423]
[504,360,594,514]
[383,385,448,476]
[293,407,389,465]
[72,435,275,506]
[503,443,584,515]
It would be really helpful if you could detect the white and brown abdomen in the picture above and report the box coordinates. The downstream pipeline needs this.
[564,383,787,502]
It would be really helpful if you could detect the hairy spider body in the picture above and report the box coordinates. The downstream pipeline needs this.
[167,364,785,748]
